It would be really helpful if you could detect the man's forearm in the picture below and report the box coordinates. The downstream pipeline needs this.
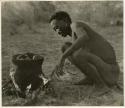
[62,36,85,58]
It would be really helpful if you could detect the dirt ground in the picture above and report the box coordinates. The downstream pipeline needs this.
[2,23,124,106]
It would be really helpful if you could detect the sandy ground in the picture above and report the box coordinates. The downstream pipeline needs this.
[2,23,123,106]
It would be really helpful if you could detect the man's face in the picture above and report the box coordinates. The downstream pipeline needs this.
[50,19,69,37]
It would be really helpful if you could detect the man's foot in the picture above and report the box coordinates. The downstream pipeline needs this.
[90,84,111,97]
[74,77,94,85]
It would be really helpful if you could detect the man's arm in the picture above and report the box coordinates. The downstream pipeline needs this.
[62,23,89,58]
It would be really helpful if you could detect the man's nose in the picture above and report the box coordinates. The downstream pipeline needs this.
[56,28,59,32]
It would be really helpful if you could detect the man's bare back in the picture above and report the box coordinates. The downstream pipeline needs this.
[71,21,117,64]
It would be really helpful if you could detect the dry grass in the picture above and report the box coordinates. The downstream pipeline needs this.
[2,23,123,106]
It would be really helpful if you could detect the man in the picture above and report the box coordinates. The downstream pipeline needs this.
[49,11,120,87]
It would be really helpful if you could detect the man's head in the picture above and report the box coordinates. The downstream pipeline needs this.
[49,11,72,37]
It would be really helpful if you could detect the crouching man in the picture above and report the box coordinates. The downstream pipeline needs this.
[49,11,120,87]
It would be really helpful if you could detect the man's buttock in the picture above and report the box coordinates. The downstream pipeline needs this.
[102,58,117,65]
[101,63,120,86]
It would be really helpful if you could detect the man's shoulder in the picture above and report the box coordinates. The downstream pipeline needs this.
[71,21,90,38]
[71,21,89,29]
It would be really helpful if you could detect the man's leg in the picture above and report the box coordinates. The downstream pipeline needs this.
[61,42,119,86]
[71,54,106,85]
[69,58,94,85]
[61,42,94,85]
[72,48,119,86]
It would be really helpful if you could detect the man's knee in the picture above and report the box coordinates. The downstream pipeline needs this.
[61,42,72,53]
[73,49,89,64]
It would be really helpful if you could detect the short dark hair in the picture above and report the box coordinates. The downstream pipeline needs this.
[49,11,72,24]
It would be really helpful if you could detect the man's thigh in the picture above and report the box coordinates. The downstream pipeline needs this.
[61,43,119,85]
[71,48,119,85]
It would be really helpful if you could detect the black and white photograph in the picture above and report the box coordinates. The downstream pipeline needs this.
[1,0,124,106]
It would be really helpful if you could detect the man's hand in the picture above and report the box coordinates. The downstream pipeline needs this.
[52,56,66,77]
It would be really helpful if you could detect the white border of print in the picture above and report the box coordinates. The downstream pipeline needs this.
[0,0,124,108]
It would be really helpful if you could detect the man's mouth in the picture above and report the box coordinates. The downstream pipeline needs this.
[62,34,67,37]
[58,30,67,37]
